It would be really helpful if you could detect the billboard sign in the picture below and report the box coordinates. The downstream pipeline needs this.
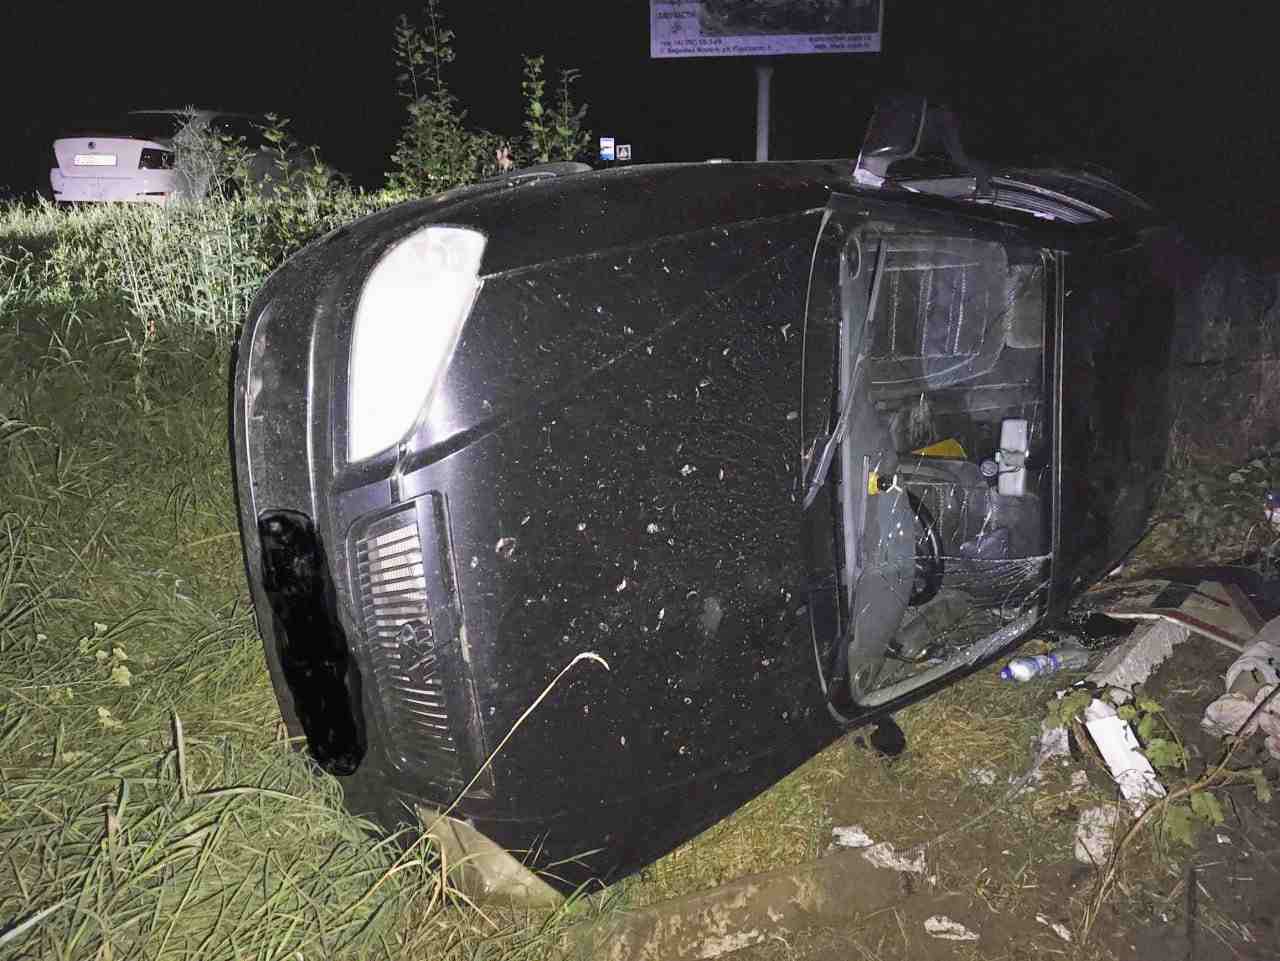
[651,0,883,58]
[599,136,616,161]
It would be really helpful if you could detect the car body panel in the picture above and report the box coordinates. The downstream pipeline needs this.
[232,147,1175,886]
[49,109,313,204]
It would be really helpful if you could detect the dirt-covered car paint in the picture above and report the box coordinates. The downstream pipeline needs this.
[232,146,1175,888]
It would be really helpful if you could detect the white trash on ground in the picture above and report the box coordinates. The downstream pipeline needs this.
[1074,804,1121,865]
[1083,699,1165,809]
[924,916,979,941]
[829,825,876,849]
[1035,913,1074,942]
[829,825,933,881]
[1201,614,1280,758]
[1000,641,1090,681]
[1037,721,1070,761]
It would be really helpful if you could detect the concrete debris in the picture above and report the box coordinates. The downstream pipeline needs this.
[1069,769,1090,793]
[1008,723,1071,795]
[861,841,929,878]
[1083,699,1165,809]
[1074,804,1121,865]
[968,766,998,785]
[1086,618,1191,703]
[1201,615,1280,759]
[830,825,932,880]
[830,825,876,849]
[924,916,979,941]
[1037,721,1071,761]
[1035,914,1073,942]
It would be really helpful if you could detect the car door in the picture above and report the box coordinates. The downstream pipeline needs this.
[802,193,1058,709]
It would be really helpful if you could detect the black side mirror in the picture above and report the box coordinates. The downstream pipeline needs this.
[854,92,928,185]
[854,92,991,194]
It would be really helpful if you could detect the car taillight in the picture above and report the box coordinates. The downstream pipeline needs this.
[138,148,174,170]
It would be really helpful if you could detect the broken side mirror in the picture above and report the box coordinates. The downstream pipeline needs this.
[854,92,992,195]
[854,92,929,186]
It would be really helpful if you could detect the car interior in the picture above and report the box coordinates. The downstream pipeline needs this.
[853,229,1053,667]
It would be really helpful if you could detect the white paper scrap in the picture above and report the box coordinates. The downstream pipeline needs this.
[924,916,979,941]
[1083,699,1165,807]
[1036,914,1073,942]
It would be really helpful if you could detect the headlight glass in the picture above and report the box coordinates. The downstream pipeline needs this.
[347,226,485,462]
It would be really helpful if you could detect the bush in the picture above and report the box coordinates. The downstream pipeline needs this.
[521,56,592,165]
[388,2,592,191]
[386,2,502,194]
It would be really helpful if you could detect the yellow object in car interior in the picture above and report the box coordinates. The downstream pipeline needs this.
[912,438,968,459]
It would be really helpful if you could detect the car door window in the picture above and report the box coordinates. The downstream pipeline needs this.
[804,201,1058,703]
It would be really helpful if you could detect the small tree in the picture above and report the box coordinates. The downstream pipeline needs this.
[521,56,591,165]
[387,1,492,194]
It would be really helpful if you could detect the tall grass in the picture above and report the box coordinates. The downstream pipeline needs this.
[0,189,396,354]
[0,319,598,959]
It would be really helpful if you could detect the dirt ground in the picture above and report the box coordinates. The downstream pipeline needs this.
[648,579,1280,961]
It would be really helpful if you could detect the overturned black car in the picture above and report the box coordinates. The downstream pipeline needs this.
[232,96,1176,896]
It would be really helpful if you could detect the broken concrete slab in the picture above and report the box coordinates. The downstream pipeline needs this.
[416,805,564,909]
[568,844,936,961]
[1087,618,1191,701]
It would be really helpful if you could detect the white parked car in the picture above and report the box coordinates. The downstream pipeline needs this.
[50,109,304,205]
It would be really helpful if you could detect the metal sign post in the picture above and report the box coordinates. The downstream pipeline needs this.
[755,60,773,161]
[651,1,883,162]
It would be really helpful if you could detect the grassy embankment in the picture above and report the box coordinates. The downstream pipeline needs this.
[0,196,616,960]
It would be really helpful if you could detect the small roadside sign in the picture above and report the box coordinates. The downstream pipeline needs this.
[616,144,632,161]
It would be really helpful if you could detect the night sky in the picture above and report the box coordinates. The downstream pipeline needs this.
[5,1,1277,253]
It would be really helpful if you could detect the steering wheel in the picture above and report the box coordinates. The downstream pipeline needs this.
[907,491,943,606]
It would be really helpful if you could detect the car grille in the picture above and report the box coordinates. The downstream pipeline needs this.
[354,507,464,790]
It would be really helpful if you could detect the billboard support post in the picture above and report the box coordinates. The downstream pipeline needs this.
[650,1,882,160]
[755,60,772,161]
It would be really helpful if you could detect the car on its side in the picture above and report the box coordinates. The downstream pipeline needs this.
[50,109,310,205]
[231,95,1178,900]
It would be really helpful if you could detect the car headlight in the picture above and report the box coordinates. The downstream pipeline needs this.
[347,226,486,463]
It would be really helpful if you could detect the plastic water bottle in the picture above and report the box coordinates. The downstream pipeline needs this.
[1000,644,1090,682]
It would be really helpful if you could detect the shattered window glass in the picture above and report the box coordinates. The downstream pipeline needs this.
[841,228,1053,673]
